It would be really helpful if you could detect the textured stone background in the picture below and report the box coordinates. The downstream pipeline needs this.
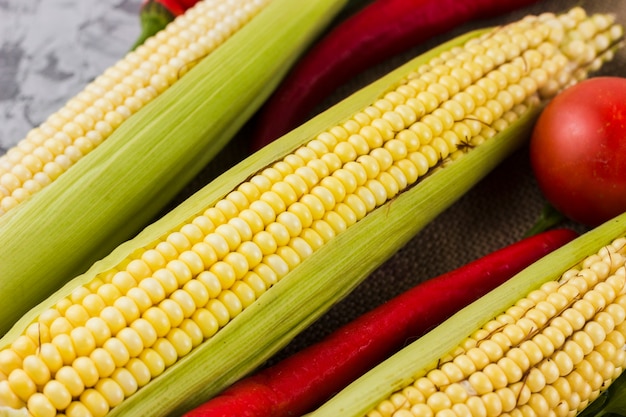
[2,0,626,388]
[0,0,142,153]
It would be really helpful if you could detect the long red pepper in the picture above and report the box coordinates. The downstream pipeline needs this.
[183,228,578,417]
[250,0,541,151]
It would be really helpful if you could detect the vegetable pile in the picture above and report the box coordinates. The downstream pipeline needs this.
[0,2,625,417]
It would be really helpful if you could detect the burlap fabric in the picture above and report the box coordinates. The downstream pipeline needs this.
[168,0,626,368]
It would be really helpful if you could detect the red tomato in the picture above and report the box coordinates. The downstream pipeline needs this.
[529,77,626,227]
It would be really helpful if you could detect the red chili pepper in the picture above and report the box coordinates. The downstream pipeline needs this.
[250,0,541,151]
[183,228,578,417]
[131,0,202,50]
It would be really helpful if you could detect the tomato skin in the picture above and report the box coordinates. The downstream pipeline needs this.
[529,77,626,227]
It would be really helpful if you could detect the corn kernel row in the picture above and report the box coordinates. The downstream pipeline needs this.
[0,7,621,417]
[0,0,271,216]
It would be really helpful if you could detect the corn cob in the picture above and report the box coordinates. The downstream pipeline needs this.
[0,6,621,417]
[0,0,269,217]
[0,0,350,336]
[310,225,626,417]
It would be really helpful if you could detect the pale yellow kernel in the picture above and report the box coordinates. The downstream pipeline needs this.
[69,327,97,359]
[477,340,503,363]
[506,347,530,373]
[285,204,312,231]
[480,363,507,390]
[207,299,230,328]
[561,306,588,331]
[48,317,73,340]
[550,350,576,379]
[216,199,241,222]
[201,233,229,261]
[148,271,176,298]
[310,219,336,243]
[467,371,494,396]
[323,210,348,235]
[43,379,72,410]
[379,169,403,198]
[551,315,575,339]
[271,182,297,208]
[52,334,77,365]
[196,271,222,299]
[203,207,228,228]
[275,244,301,269]
[439,384,466,406]
[117,327,144,358]
[108,272,135,295]
[55,365,85,397]
[100,306,127,336]
[583,319,608,347]
[123,288,152,317]
[433,362,460,385]
[142,306,172,339]
[113,294,144,326]
[519,340,545,368]
[108,368,137,399]
[345,134,370,158]
[233,212,262,238]
[192,308,219,339]
[179,319,203,349]
[96,283,122,306]
[152,338,178,368]
[0,351,22,380]
[423,391,450,413]
[464,395,488,417]
[167,327,193,357]
[125,352,154,387]
[155,241,179,262]
[23,322,49,347]
[241,272,267,299]
[169,259,195,286]
[170,289,196,319]
[449,354,474,378]
[156,242,186,268]
[26,392,57,417]
[478,391,501,417]
[333,169,359,196]
[537,358,560,384]
[256,193,288,224]
[159,298,184,328]
[319,152,342,175]
[413,377,436,398]
[421,145,441,168]
[263,253,290,279]
[94,377,125,408]
[318,177,346,207]
[73,356,100,388]
[307,139,330,158]
[286,235,312,260]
